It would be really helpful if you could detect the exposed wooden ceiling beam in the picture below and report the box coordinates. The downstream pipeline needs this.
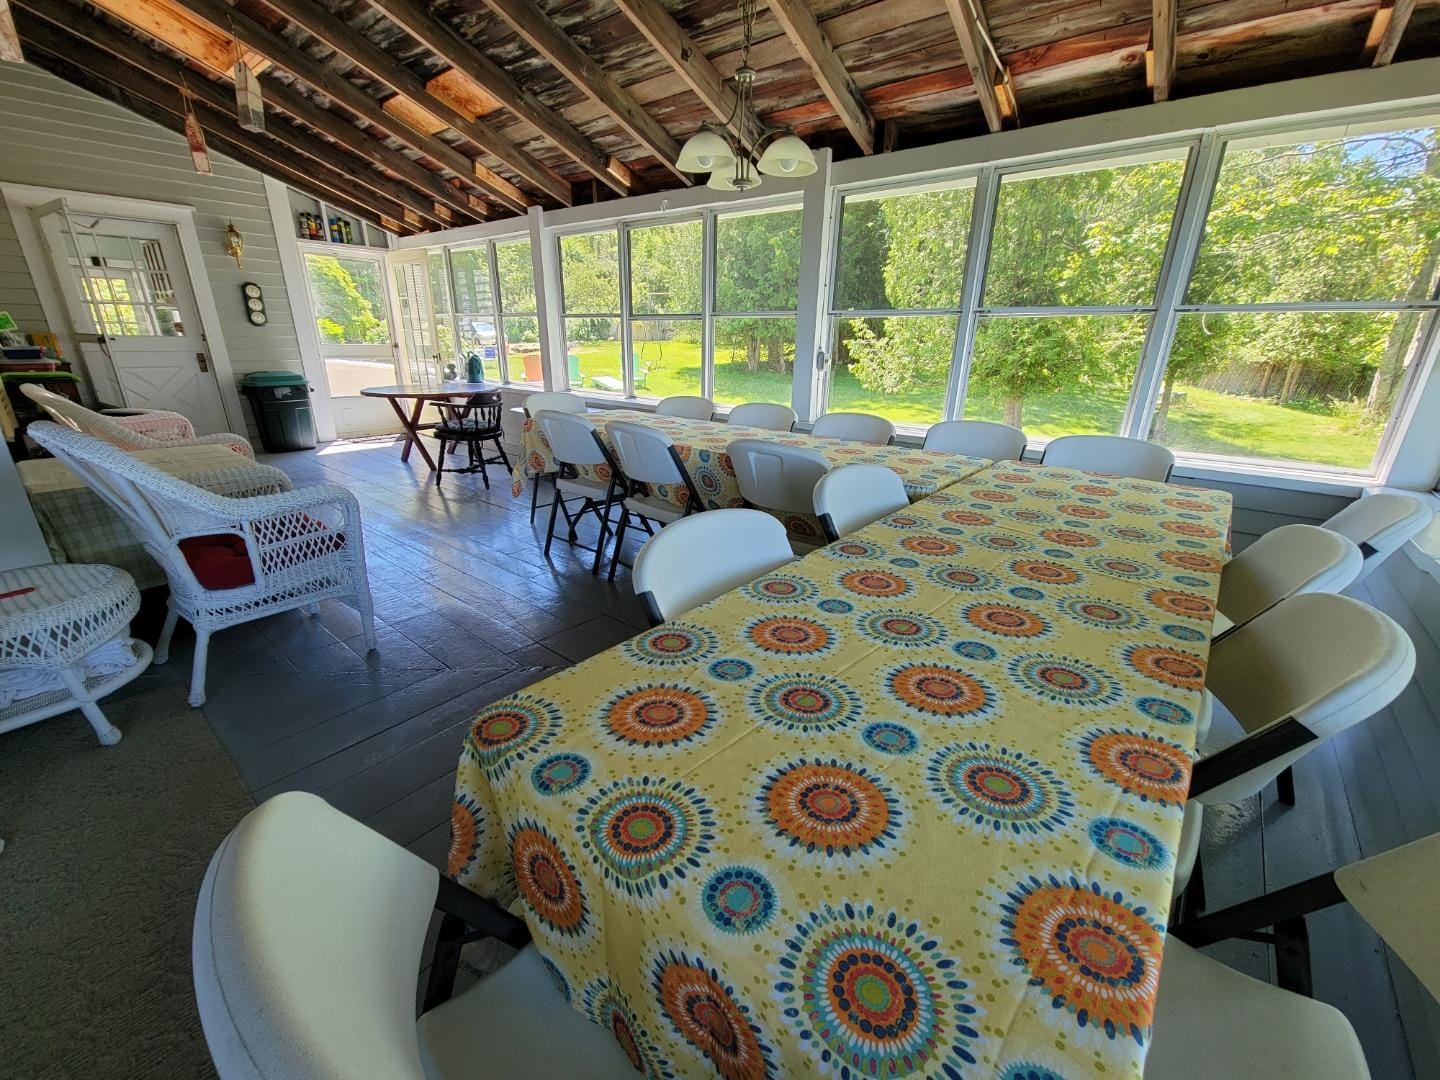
[609,0,760,148]
[1150,0,1177,101]
[85,0,271,76]
[16,16,412,233]
[17,0,466,229]
[940,0,1016,132]
[166,0,525,214]
[254,0,569,206]
[478,0,689,181]
[364,0,633,196]
[1365,0,1416,66]
[767,0,876,154]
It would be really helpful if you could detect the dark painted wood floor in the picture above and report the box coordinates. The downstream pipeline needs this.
[121,437,1435,1078]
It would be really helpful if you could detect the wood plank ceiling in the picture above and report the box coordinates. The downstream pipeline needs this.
[8,0,1440,233]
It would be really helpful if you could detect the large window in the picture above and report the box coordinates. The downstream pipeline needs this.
[495,238,541,385]
[556,204,802,406]
[1153,126,1440,472]
[304,252,394,396]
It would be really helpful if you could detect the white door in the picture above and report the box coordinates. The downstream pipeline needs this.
[35,211,229,434]
[389,249,444,386]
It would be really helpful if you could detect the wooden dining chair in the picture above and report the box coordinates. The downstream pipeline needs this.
[813,463,909,541]
[193,792,637,1080]
[429,392,509,489]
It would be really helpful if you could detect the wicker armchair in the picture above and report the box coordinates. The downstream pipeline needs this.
[21,382,254,459]
[28,422,376,707]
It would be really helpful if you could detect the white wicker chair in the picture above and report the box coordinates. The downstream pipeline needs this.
[28,422,376,707]
[21,382,254,459]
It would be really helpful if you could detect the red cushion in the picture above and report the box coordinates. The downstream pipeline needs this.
[178,534,255,590]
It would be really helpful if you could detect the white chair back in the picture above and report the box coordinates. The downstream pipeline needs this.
[1335,831,1440,999]
[1323,493,1434,583]
[533,410,607,468]
[633,509,792,622]
[1218,523,1363,630]
[727,402,796,431]
[1201,592,1415,804]
[21,381,252,457]
[654,395,715,420]
[923,419,1027,460]
[810,411,895,445]
[728,438,830,515]
[1041,434,1174,481]
[521,391,586,417]
[813,463,909,541]
[606,420,683,486]
[194,792,436,1079]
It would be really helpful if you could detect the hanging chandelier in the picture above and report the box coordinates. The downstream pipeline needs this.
[675,0,817,191]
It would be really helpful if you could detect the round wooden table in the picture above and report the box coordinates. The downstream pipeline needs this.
[359,382,499,471]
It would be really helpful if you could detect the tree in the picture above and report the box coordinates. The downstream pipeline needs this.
[714,209,802,373]
[306,256,387,344]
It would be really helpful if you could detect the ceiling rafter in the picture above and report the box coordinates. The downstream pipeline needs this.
[766,0,875,154]
[1150,0,1177,102]
[254,0,571,206]
[1365,0,1417,66]
[477,0,690,181]
[363,0,633,196]
[941,0,1017,132]
[20,0,481,228]
[15,12,413,232]
[164,0,525,214]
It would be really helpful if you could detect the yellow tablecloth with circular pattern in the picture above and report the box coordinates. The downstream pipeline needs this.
[509,409,991,544]
[454,459,1232,1079]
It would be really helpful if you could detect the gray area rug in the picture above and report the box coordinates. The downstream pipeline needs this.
[0,685,253,1079]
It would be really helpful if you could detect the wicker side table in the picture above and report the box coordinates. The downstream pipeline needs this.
[0,563,153,746]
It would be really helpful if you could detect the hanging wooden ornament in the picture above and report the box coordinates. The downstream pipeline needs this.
[0,0,24,64]
[181,76,213,176]
[232,23,264,132]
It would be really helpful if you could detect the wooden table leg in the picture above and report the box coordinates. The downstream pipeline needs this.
[388,396,438,470]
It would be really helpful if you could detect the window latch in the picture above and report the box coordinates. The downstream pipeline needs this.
[816,348,827,371]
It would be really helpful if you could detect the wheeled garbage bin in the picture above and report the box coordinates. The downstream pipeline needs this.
[239,371,317,452]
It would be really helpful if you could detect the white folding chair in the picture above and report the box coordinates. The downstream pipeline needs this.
[193,792,636,1080]
[632,509,793,624]
[532,410,623,576]
[521,392,587,522]
[28,422,376,707]
[922,419,1027,460]
[813,463,909,542]
[726,402,796,431]
[1155,830,1440,1080]
[604,420,704,581]
[1322,492,1434,584]
[1215,524,1363,637]
[1041,434,1175,481]
[1174,592,1414,908]
[728,438,830,551]
[810,411,895,445]
[653,395,715,420]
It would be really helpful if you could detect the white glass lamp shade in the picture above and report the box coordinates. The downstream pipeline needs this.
[707,169,745,191]
[677,130,736,173]
[757,134,817,177]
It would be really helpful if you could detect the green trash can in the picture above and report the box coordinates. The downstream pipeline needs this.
[239,371,317,452]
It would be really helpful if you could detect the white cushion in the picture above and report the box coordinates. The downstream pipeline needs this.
[1146,937,1369,1079]
[417,945,636,1079]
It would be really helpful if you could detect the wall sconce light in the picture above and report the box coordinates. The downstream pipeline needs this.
[223,222,244,269]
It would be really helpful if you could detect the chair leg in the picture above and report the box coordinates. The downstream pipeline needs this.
[188,629,211,707]
[58,666,121,746]
[543,488,563,558]
[477,442,491,490]
[435,438,447,486]
[494,437,513,473]
[354,590,378,652]
[155,606,180,665]
[1276,766,1297,807]
[608,507,630,581]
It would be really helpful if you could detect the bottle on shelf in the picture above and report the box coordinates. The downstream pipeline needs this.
[341,218,353,244]
[328,217,341,243]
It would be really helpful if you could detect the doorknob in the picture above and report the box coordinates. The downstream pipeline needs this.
[195,351,210,373]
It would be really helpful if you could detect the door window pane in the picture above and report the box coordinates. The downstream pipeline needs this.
[306,254,390,345]
[831,316,953,427]
[629,221,702,315]
[450,246,493,314]
[495,239,536,313]
[631,320,702,397]
[1150,311,1429,471]
[715,208,802,312]
[566,317,623,393]
[71,232,185,336]
[834,184,973,311]
[714,317,797,405]
[965,315,1149,436]
[1189,128,1440,304]
[985,155,1186,307]
[561,230,621,314]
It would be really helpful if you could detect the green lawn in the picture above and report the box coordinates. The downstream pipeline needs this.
[567,340,1380,470]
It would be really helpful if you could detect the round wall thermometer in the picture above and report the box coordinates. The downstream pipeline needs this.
[241,282,267,326]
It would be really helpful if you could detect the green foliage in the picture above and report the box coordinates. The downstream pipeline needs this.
[305,256,388,345]
[630,221,703,314]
